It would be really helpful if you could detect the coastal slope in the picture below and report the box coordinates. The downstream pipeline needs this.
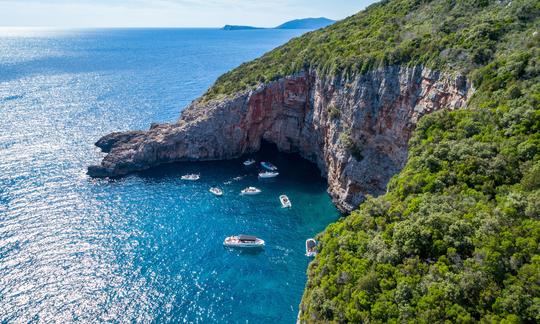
[89,0,539,321]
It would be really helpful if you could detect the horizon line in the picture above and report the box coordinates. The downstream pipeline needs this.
[0,17,340,30]
[0,26,320,30]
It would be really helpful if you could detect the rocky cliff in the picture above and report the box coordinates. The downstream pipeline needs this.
[88,66,471,212]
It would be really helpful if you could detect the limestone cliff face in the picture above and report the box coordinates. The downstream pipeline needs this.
[88,66,471,212]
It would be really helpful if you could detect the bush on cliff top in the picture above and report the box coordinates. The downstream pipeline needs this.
[203,0,539,101]
[296,0,540,321]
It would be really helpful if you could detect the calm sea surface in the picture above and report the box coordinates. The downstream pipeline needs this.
[0,28,339,322]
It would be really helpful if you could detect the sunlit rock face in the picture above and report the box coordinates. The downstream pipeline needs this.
[88,66,471,212]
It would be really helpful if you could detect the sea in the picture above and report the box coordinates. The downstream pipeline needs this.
[0,28,340,323]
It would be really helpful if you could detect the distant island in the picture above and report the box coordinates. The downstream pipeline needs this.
[275,17,336,29]
[222,25,265,31]
[222,17,335,31]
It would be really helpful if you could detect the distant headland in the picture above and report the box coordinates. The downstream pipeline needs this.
[222,17,335,31]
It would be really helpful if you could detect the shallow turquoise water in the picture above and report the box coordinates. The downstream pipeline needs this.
[0,29,339,322]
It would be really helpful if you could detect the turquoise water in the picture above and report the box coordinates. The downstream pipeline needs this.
[0,29,339,322]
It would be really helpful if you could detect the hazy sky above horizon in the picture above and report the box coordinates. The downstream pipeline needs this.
[0,0,378,28]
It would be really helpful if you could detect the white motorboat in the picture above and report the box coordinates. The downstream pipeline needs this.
[306,238,317,257]
[209,187,223,196]
[258,171,279,179]
[279,195,292,208]
[260,162,278,171]
[224,235,265,248]
[181,174,200,181]
[240,187,262,195]
[243,159,256,166]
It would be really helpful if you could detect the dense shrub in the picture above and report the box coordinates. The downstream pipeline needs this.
[327,105,341,119]
[340,130,365,161]
[301,75,539,321]
[294,0,539,322]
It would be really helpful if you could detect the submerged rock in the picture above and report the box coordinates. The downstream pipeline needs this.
[88,66,471,212]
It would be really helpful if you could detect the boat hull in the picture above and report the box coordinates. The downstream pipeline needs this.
[241,187,261,195]
[223,242,265,248]
[259,172,279,178]
[241,191,261,195]
[223,237,265,248]
[181,174,200,181]
[260,162,277,171]
[280,195,292,208]
[306,239,317,257]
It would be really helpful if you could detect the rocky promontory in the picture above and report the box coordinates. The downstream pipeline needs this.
[88,66,471,212]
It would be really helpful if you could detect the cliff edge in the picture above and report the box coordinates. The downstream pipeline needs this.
[88,67,470,212]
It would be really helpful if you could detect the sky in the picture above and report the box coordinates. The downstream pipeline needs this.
[0,0,377,28]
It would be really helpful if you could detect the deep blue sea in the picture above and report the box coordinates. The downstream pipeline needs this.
[0,28,339,323]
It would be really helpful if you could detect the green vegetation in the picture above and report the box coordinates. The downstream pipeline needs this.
[301,67,539,322]
[203,0,539,102]
[340,130,365,161]
[328,105,341,119]
[297,0,539,321]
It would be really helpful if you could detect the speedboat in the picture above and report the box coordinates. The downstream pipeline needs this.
[306,238,317,257]
[260,162,278,171]
[243,159,256,166]
[240,187,261,195]
[209,187,223,196]
[223,235,265,248]
[258,171,279,179]
[181,174,200,181]
[279,195,292,208]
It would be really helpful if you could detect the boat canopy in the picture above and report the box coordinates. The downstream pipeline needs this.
[238,235,257,242]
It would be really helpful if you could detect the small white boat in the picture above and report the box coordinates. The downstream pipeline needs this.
[209,187,223,196]
[223,235,265,248]
[260,162,278,171]
[243,159,256,166]
[279,195,292,208]
[181,174,200,181]
[240,187,262,195]
[258,171,279,179]
[306,238,317,257]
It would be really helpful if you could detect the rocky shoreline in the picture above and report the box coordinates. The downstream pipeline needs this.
[88,66,471,212]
